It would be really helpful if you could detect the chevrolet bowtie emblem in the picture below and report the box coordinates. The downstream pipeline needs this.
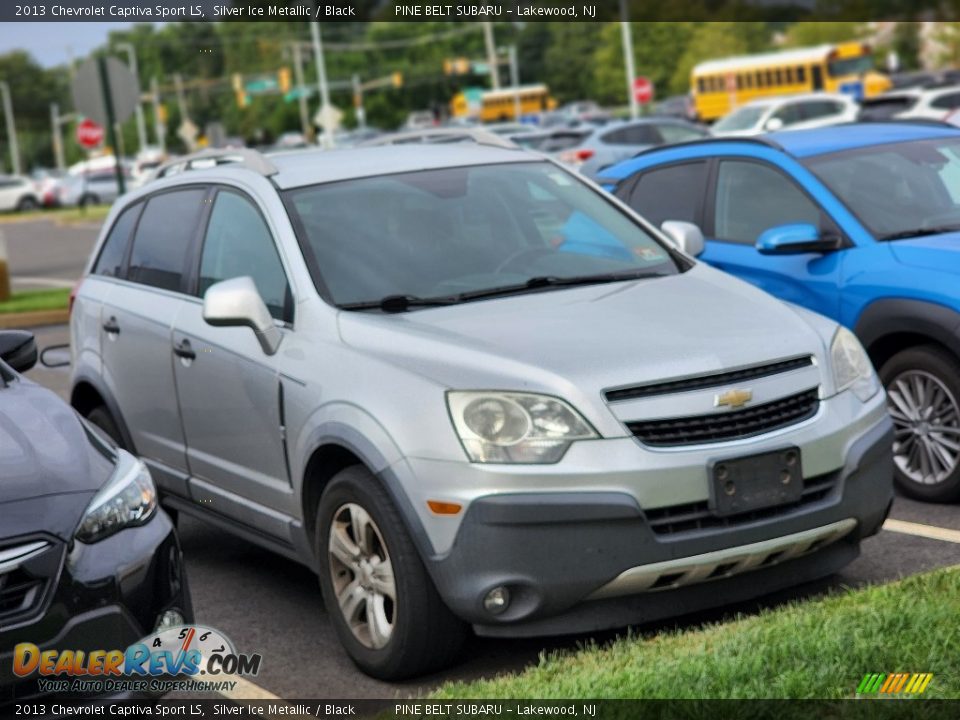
[715,388,753,409]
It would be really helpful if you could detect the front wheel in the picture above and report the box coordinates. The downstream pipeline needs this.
[316,465,465,679]
[880,346,960,503]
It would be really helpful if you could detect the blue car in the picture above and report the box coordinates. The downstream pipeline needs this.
[601,122,960,502]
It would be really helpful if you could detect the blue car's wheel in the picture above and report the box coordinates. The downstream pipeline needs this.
[881,346,960,503]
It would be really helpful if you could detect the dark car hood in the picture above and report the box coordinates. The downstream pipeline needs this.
[0,375,112,540]
[889,232,960,273]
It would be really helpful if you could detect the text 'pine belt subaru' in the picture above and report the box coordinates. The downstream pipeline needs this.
[69,133,894,679]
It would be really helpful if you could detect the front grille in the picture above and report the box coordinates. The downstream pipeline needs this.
[605,356,814,402]
[644,471,839,536]
[0,539,56,627]
[627,388,819,447]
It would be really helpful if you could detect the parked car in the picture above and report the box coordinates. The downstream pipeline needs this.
[556,118,710,178]
[0,330,192,700]
[70,141,892,679]
[0,175,40,212]
[30,168,66,208]
[59,166,133,207]
[858,86,960,122]
[652,94,696,121]
[601,122,960,501]
[712,93,858,136]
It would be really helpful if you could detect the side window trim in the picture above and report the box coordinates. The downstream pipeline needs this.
[706,157,849,247]
[195,185,295,326]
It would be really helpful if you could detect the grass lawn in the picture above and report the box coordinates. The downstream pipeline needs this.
[0,287,70,314]
[435,567,960,700]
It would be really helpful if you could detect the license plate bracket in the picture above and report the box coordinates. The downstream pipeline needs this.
[709,447,803,517]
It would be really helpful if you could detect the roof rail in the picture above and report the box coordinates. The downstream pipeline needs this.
[855,118,960,129]
[630,134,785,161]
[154,147,278,179]
[360,127,518,150]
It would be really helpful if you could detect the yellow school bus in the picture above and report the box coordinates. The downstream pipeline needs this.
[691,42,892,122]
[451,85,557,123]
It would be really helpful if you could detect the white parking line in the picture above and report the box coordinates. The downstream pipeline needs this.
[883,518,960,544]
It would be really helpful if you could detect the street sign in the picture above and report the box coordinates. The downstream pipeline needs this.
[313,104,343,134]
[71,57,139,127]
[633,76,654,105]
[76,118,105,149]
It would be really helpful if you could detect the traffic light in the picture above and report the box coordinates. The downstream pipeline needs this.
[443,58,469,76]
[278,67,291,94]
[232,73,249,108]
[392,71,403,88]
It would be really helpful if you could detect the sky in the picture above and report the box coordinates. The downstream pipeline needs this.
[0,23,153,67]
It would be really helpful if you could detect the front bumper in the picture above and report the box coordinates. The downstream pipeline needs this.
[402,394,893,636]
[0,509,192,702]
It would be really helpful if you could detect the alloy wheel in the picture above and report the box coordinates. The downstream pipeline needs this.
[887,370,960,485]
[327,503,396,649]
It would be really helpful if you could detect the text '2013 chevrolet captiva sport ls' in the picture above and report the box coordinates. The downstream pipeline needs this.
[69,139,893,679]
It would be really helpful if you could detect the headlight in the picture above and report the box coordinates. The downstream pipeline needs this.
[75,454,157,543]
[447,391,598,463]
[830,326,879,402]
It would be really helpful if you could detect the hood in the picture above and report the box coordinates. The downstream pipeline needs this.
[0,376,112,540]
[338,263,831,406]
[888,232,960,273]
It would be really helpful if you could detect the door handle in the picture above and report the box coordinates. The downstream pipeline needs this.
[102,317,120,335]
[173,339,196,361]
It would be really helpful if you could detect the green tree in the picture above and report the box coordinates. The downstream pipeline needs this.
[669,22,770,96]
[782,22,868,48]
[0,51,67,171]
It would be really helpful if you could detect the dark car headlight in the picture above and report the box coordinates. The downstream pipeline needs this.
[75,452,157,543]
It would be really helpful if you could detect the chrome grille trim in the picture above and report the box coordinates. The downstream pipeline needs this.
[0,540,50,575]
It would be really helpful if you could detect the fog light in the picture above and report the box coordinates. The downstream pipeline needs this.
[483,586,510,615]
[154,608,184,632]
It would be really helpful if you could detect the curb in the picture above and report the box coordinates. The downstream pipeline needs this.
[0,309,70,329]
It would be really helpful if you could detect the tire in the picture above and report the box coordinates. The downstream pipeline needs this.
[316,465,466,679]
[879,345,960,503]
[16,196,38,212]
[86,405,125,449]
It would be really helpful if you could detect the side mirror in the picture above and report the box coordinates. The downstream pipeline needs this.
[202,277,282,356]
[0,330,38,373]
[764,117,785,132]
[661,220,705,257]
[756,223,843,255]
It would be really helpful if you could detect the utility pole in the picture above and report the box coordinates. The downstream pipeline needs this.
[310,22,333,148]
[620,0,638,120]
[174,73,188,122]
[509,45,521,121]
[51,103,65,172]
[291,41,312,141]
[352,74,366,129]
[0,82,21,176]
[117,42,147,153]
[151,77,166,154]
[483,22,500,90]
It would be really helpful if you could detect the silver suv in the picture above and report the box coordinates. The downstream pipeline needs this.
[70,142,893,679]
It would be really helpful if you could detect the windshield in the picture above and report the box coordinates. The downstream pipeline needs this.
[713,105,767,133]
[285,162,679,307]
[828,55,874,78]
[805,137,960,239]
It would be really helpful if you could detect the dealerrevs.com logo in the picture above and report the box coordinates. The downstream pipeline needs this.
[13,625,262,694]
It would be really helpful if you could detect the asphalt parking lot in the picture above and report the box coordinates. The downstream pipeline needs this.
[10,217,960,699]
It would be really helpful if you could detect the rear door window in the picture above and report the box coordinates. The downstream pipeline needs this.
[127,188,206,292]
[92,202,142,278]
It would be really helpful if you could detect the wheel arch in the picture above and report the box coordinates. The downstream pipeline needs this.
[854,298,960,370]
[70,375,137,452]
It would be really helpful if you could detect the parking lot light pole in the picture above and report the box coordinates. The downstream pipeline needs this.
[0,82,21,176]
[310,22,333,148]
[116,43,147,153]
[483,22,500,90]
[151,77,166,154]
[619,0,638,120]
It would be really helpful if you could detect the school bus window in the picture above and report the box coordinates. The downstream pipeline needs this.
[786,68,794,84]
[775,68,783,85]
[797,66,806,83]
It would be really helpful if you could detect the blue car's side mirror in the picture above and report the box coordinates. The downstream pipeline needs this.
[756,223,843,255]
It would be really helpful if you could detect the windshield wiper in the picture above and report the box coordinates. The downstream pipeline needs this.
[879,226,960,241]
[339,271,667,313]
[449,270,668,302]
[339,294,461,313]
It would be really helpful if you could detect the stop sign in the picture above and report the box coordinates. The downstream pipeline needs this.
[633,76,654,105]
[76,118,105,149]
